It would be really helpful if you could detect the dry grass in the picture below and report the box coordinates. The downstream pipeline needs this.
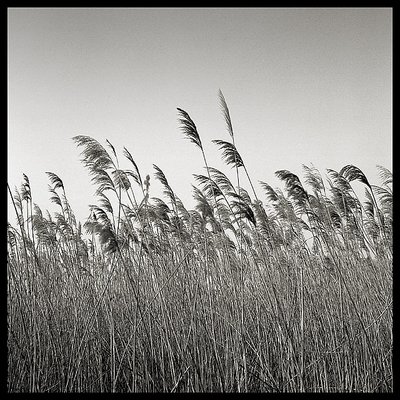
[7,95,392,392]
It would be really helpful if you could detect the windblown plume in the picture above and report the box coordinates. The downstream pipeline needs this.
[193,173,223,198]
[193,186,214,221]
[233,202,256,227]
[152,197,171,222]
[259,181,279,203]
[72,135,113,172]
[218,89,234,139]
[302,164,324,195]
[123,147,143,188]
[275,170,309,207]
[212,139,244,168]
[92,168,115,195]
[46,172,64,191]
[326,169,352,193]
[112,169,131,191]
[106,139,117,160]
[48,186,62,208]
[153,164,176,207]
[339,165,371,189]
[208,167,236,194]
[85,205,118,253]
[376,165,392,188]
[177,108,203,150]
[97,192,114,214]
[21,174,31,202]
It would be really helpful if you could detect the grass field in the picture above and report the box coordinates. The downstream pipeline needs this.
[7,93,392,392]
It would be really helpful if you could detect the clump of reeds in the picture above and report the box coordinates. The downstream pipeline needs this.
[7,91,392,392]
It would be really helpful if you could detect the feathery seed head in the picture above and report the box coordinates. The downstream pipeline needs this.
[177,108,203,150]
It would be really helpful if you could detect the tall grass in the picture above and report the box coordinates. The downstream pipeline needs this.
[7,93,392,392]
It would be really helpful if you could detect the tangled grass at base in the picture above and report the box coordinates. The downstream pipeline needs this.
[7,93,392,392]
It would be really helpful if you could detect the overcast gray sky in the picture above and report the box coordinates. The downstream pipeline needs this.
[8,7,392,224]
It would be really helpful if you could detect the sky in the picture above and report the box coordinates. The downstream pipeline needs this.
[8,7,392,225]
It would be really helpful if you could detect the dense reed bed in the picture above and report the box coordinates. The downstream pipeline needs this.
[7,92,392,392]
